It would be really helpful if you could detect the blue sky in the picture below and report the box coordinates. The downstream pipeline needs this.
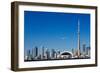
[24,11,90,52]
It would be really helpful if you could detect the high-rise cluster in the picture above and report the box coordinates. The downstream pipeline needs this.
[24,44,90,61]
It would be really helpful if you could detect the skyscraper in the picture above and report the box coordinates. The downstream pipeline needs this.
[34,46,38,57]
[86,47,90,57]
[27,49,31,60]
[82,44,86,56]
[32,48,34,59]
[83,44,86,52]
[51,49,56,59]
[72,48,74,57]
[42,46,45,59]
[45,48,50,59]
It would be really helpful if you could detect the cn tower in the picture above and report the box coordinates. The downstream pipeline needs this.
[77,20,80,57]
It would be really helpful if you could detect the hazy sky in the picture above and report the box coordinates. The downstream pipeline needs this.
[24,11,90,52]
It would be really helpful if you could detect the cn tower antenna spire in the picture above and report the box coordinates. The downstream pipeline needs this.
[77,19,80,57]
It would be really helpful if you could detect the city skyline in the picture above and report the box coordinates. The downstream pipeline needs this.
[24,44,90,61]
[24,11,90,52]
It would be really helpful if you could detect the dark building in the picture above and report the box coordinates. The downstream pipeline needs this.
[32,48,34,59]
[51,49,56,58]
[57,51,60,55]
[46,49,50,59]
[27,49,32,60]
[86,47,90,56]
[34,46,38,57]
[42,46,45,59]
[83,44,86,53]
